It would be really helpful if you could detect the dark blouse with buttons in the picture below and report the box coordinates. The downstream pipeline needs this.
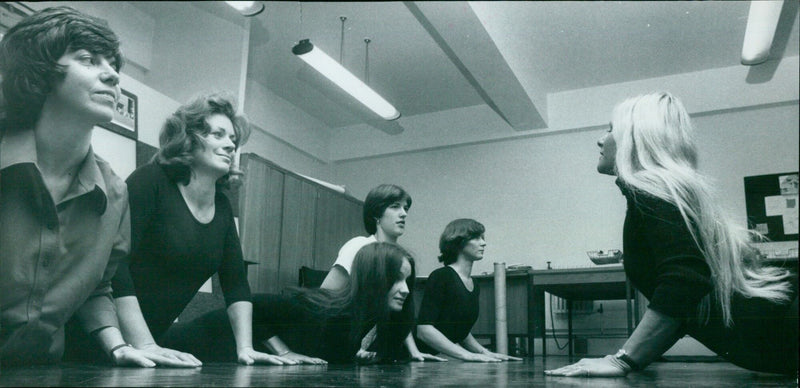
[618,180,797,374]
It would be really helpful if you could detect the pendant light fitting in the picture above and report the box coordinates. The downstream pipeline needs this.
[292,16,400,121]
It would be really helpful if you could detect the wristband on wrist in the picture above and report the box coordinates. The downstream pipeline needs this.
[614,349,641,371]
[109,343,133,359]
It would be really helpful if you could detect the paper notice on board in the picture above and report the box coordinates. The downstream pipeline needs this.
[765,196,787,216]
[784,197,798,234]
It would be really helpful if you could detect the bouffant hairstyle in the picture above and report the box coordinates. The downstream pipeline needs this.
[156,92,250,188]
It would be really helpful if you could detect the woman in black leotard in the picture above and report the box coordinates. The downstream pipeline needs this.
[416,219,522,362]
[110,93,296,366]
[546,92,798,377]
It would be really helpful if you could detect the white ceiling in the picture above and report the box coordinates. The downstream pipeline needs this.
[210,1,799,134]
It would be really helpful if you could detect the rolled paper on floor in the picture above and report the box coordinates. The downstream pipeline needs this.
[494,262,508,355]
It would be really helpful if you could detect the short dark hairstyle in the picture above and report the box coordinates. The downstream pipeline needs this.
[362,184,412,235]
[156,92,251,188]
[0,6,123,132]
[438,218,485,265]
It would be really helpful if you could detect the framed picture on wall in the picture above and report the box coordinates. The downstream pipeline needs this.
[99,88,138,140]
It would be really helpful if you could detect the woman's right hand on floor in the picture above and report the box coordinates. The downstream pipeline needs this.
[137,343,202,367]
[112,345,200,368]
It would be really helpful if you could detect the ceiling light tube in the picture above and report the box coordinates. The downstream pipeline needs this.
[741,0,784,65]
[225,1,265,17]
[292,39,400,121]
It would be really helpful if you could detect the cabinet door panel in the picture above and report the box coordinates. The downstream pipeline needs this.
[239,154,284,293]
[278,175,317,289]
[313,190,364,270]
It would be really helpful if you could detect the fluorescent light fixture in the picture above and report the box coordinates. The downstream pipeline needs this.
[225,1,265,17]
[292,39,400,121]
[741,0,784,65]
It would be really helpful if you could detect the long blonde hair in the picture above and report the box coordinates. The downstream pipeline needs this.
[611,92,791,326]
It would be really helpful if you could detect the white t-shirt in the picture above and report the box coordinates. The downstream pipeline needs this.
[332,235,378,274]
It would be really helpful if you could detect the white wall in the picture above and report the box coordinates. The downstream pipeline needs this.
[332,103,799,278]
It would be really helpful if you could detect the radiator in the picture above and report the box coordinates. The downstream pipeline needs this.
[552,297,594,315]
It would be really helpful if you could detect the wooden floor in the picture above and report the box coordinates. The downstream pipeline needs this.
[1,356,796,387]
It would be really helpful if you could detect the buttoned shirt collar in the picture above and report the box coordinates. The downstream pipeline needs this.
[1,129,108,213]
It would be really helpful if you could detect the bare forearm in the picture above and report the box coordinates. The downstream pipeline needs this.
[93,326,128,355]
[320,266,349,290]
[417,325,472,359]
[264,336,291,355]
[622,308,683,368]
[115,296,157,347]
[403,333,420,354]
[460,333,489,354]
[227,301,254,352]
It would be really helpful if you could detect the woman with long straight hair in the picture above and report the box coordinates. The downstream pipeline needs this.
[547,92,797,377]
[249,242,419,364]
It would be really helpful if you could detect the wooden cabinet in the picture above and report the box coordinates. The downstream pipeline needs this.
[237,153,364,293]
[313,189,364,270]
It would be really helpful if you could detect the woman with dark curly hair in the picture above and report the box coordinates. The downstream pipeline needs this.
[107,92,296,366]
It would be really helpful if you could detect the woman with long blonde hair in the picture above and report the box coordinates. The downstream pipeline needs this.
[547,92,797,377]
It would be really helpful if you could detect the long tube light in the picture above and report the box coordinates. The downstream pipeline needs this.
[292,39,400,121]
[225,1,265,17]
[741,0,784,65]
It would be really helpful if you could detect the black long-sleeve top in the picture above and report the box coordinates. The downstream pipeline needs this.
[415,266,480,354]
[112,162,251,339]
[251,293,364,363]
[618,180,797,374]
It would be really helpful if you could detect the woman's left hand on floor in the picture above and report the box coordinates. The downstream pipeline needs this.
[237,347,298,366]
[545,356,628,377]
[356,348,377,362]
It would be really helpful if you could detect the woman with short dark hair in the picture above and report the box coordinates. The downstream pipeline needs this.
[321,184,413,290]
[318,184,442,362]
[416,219,522,362]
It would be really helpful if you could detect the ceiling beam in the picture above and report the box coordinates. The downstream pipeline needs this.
[405,1,547,131]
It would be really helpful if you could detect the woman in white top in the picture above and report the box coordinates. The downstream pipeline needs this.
[320,184,445,362]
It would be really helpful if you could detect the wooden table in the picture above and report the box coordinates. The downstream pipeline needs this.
[530,265,638,358]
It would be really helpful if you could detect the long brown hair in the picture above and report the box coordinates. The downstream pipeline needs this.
[290,242,416,361]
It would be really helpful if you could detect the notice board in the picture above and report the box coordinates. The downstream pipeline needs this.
[744,172,798,241]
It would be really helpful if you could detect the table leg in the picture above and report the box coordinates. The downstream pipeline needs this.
[567,299,573,360]
[533,287,546,358]
[625,279,633,336]
[527,274,535,357]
